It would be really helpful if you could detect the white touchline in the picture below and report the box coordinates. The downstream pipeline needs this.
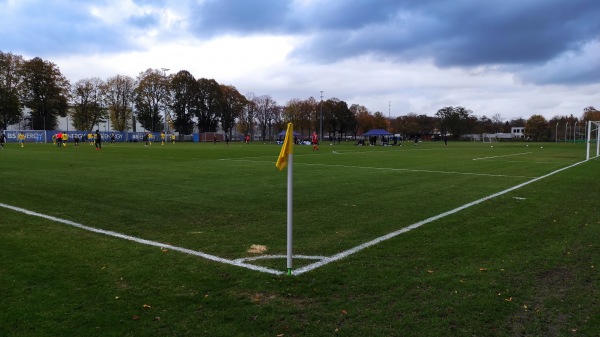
[0,159,587,277]
[292,159,587,275]
[0,203,285,276]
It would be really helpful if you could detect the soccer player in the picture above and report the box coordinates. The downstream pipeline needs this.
[56,131,63,148]
[148,133,154,145]
[110,133,115,144]
[143,133,149,147]
[18,132,25,147]
[0,131,6,149]
[311,131,319,151]
[161,132,165,146]
[95,130,102,150]
[61,132,68,147]
[171,133,176,144]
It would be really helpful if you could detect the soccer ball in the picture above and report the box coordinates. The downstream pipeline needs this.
[540,146,543,149]
[490,145,493,148]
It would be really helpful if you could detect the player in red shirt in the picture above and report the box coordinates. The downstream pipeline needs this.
[311,131,319,151]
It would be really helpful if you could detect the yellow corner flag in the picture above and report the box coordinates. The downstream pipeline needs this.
[276,123,294,171]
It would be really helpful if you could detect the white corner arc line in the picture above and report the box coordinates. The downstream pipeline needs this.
[0,203,285,276]
[292,159,587,275]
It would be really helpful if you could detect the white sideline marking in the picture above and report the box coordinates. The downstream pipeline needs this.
[472,152,531,161]
[1,159,587,277]
[0,203,285,276]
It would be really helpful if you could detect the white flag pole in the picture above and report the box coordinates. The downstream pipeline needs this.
[286,153,293,275]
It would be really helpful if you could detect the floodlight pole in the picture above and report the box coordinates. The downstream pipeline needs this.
[565,122,568,143]
[319,91,323,141]
[574,122,577,142]
[161,68,170,133]
[388,101,391,132]
[555,123,558,143]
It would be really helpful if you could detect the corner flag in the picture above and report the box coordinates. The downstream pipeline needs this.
[276,123,294,275]
[276,123,294,171]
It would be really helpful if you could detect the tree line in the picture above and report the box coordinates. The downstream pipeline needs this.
[1,51,598,141]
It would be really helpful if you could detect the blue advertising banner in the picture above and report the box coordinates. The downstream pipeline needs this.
[3,130,174,143]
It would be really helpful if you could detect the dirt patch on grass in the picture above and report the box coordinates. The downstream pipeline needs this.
[507,266,573,337]
[247,244,268,254]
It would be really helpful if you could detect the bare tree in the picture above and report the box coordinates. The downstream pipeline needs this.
[254,95,277,140]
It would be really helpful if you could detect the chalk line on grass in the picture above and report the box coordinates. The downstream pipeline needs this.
[0,203,285,276]
[291,159,587,275]
[224,159,534,178]
[472,152,531,161]
[1,159,587,277]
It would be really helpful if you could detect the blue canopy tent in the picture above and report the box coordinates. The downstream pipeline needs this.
[360,129,395,146]
[361,129,393,136]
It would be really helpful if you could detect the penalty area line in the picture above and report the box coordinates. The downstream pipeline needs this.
[0,203,285,276]
[472,152,532,161]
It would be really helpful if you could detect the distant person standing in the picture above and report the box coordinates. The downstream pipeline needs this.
[110,133,115,144]
[61,132,68,147]
[0,131,6,149]
[161,132,165,146]
[74,134,80,147]
[143,133,149,147]
[171,133,176,144]
[18,132,25,148]
[95,130,102,150]
[311,131,319,151]
[225,133,229,146]
[213,134,217,145]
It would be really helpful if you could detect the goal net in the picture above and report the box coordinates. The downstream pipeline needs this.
[586,121,600,160]
[482,133,497,143]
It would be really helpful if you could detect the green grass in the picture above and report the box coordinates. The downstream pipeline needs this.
[1,140,598,336]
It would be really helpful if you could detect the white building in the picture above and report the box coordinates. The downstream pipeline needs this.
[511,127,525,138]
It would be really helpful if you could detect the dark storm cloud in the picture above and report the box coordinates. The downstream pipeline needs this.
[189,0,600,83]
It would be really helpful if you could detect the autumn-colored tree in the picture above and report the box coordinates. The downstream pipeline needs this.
[104,75,135,131]
[582,106,600,122]
[525,114,549,141]
[0,51,24,129]
[352,104,374,136]
[70,77,107,131]
[20,57,69,130]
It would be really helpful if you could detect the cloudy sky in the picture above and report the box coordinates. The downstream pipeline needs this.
[1,0,599,120]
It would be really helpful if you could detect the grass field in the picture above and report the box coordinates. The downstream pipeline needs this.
[1,140,598,336]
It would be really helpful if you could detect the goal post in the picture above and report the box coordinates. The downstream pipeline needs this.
[482,133,497,143]
[586,121,600,160]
